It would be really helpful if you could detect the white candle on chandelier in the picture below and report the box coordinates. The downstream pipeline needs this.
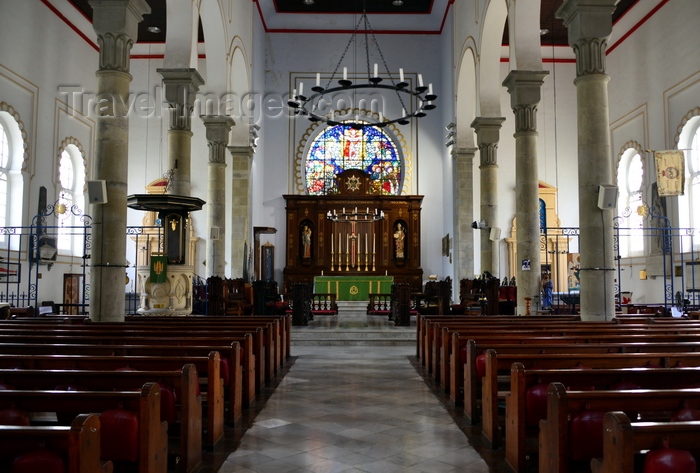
[373,63,378,78]
[343,67,348,80]
[316,73,321,87]
[298,82,303,97]
[402,108,406,118]
[428,83,433,95]
[292,88,297,98]
[399,68,404,82]
[418,74,424,87]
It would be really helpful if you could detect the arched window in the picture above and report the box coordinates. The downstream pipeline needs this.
[305,122,402,195]
[0,122,9,233]
[57,143,86,256]
[0,107,26,249]
[679,116,700,250]
[617,148,644,257]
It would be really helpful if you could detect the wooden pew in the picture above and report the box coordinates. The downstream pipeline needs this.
[539,383,700,473]
[0,322,266,394]
[0,413,113,473]
[0,352,223,450]
[124,314,293,365]
[459,336,700,418]
[591,412,700,473]
[0,365,202,473]
[438,320,700,388]
[481,350,700,450]
[0,382,168,473]
[0,329,251,412]
[416,314,581,369]
[453,330,700,412]
[506,363,700,473]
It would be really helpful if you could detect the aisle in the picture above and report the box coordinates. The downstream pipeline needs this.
[215,346,490,472]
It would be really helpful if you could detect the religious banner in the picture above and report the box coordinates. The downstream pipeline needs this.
[654,150,685,196]
[150,253,168,284]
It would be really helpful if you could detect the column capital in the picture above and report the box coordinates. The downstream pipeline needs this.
[202,115,234,164]
[470,117,505,144]
[228,146,255,161]
[452,147,478,161]
[89,0,151,73]
[503,70,549,134]
[471,117,505,166]
[158,68,205,131]
[502,70,549,108]
[556,0,618,77]
[201,115,235,141]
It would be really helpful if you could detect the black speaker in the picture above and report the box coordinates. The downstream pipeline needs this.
[87,180,108,204]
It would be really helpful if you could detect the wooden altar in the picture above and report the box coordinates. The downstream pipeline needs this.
[284,169,424,293]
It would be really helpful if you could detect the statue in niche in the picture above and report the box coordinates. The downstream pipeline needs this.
[394,223,405,259]
[301,225,312,259]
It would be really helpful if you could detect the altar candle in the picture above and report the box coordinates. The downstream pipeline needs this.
[365,233,368,253]
[339,233,341,252]
[331,234,334,253]
[373,234,376,253]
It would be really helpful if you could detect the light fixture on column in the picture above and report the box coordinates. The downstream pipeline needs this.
[250,124,260,151]
[445,128,457,148]
[287,3,437,130]
[327,207,385,223]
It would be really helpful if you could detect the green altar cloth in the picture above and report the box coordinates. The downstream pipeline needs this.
[313,276,394,301]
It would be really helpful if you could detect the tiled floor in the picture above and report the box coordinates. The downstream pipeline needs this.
[215,345,490,473]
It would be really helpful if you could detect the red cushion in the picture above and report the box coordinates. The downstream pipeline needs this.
[525,383,549,427]
[0,408,30,426]
[475,353,487,380]
[671,406,700,422]
[10,450,65,473]
[159,383,177,426]
[220,357,230,386]
[569,410,605,462]
[459,346,467,365]
[644,447,697,473]
[100,409,139,462]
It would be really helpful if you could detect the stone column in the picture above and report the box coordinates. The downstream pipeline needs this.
[201,116,235,278]
[88,0,150,322]
[452,147,477,282]
[503,70,549,315]
[228,146,254,279]
[471,117,505,278]
[557,0,618,321]
[157,69,204,196]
